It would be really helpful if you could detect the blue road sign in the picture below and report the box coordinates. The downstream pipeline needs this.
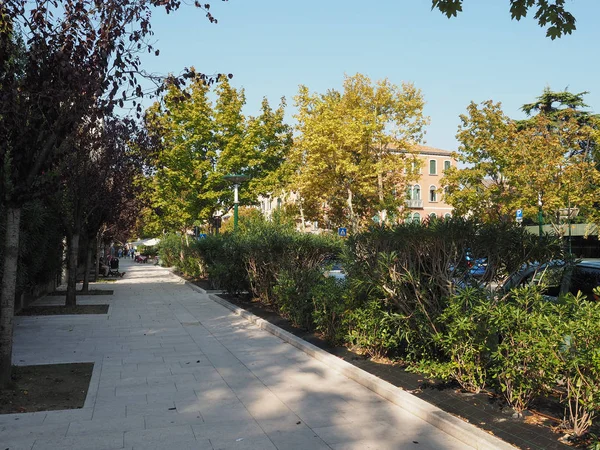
[338,227,347,237]
[516,209,523,222]
[198,233,207,239]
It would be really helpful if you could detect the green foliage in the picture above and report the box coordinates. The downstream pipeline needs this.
[431,0,576,39]
[141,78,292,236]
[345,218,557,359]
[488,285,563,412]
[554,291,600,436]
[138,245,157,258]
[345,300,407,359]
[196,233,248,294]
[157,233,182,268]
[291,73,428,232]
[424,287,493,393]
[444,94,600,225]
[273,268,321,330]
[311,276,350,345]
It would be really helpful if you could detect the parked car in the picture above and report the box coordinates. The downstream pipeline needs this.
[501,259,600,301]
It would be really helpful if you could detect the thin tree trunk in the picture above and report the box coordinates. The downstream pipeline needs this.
[299,200,306,232]
[82,236,92,293]
[0,207,21,388]
[347,187,357,233]
[65,232,80,307]
[95,232,102,280]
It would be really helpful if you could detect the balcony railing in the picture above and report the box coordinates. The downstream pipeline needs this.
[405,199,423,208]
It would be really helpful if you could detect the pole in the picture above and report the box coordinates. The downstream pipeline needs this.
[234,183,239,231]
[568,199,572,256]
[537,192,543,241]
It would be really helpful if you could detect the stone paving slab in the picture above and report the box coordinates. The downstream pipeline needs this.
[1,259,509,449]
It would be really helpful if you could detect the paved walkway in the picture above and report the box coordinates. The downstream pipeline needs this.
[2,259,477,450]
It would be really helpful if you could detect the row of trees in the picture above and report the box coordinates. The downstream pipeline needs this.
[138,75,600,238]
[0,0,223,387]
[445,89,600,226]
[140,79,292,237]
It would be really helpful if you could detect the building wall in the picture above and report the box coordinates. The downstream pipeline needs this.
[258,146,456,226]
[405,147,455,222]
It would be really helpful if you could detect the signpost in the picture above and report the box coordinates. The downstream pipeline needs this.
[338,227,347,237]
[516,209,523,223]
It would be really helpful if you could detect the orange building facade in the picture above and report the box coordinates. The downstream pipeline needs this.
[404,145,456,222]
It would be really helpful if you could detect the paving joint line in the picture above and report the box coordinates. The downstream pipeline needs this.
[172,269,516,450]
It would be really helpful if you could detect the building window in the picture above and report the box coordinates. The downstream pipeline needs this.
[413,212,421,223]
[429,212,437,219]
[444,160,451,172]
[413,185,421,200]
[429,159,437,175]
[444,213,452,219]
[429,185,437,202]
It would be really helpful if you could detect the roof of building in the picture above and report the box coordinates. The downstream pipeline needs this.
[415,145,454,157]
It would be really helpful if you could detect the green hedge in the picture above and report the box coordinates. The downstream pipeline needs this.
[169,218,600,436]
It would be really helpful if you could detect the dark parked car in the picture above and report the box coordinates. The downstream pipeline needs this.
[501,259,600,301]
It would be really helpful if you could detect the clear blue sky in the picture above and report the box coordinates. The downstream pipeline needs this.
[141,0,600,151]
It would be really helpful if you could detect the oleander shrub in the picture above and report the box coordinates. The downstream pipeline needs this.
[311,276,350,345]
[345,300,408,359]
[419,286,494,393]
[345,218,559,360]
[157,233,182,268]
[273,267,322,330]
[196,233,248,294]
[488,284,563,413]
[554,290,600,436]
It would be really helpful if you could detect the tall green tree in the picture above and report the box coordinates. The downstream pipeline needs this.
[0,0,222,388]
[141,79,292,236]
[290,73,428,232]
[443,93,600,225]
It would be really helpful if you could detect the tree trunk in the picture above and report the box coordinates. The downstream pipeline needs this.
[65,232,80,307]
[81,236,93,293]
[347,187,357,233]
[299,200,306,232]
[95,232,102,280]
[0,207,21,388]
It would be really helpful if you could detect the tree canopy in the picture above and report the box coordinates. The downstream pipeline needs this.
[141,79,292,235]
[289,73,428,232]
[431,0,576,39]
[443,90,600,226]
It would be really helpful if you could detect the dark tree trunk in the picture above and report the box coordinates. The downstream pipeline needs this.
[81,236,93,293]
[95,235,101,281]
[65,232,80,307]
[0,207,21,388]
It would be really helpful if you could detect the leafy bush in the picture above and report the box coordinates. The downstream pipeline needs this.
[311,276,350,345]
[554,290,600,436]
[345,300,408,359]
[422,287,493,393]
[273,268,321,330]
[488,285,563,413]
[345,218,559,360]
[157,233,182,268]
[196,233,248,294]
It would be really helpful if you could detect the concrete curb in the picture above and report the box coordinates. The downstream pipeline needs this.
[179,276,516,450]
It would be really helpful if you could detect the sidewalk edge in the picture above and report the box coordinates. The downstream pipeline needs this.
[180,277,515,450]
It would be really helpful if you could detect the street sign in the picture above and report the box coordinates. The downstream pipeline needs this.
[198,233,207,239]
[338,227,347,237]
[516,209,523,223]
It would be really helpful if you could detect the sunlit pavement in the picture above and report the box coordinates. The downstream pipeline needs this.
[3,259,489,450]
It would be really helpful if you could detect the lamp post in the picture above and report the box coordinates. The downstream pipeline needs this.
[537,192,543,241]
[223,174,248,231]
